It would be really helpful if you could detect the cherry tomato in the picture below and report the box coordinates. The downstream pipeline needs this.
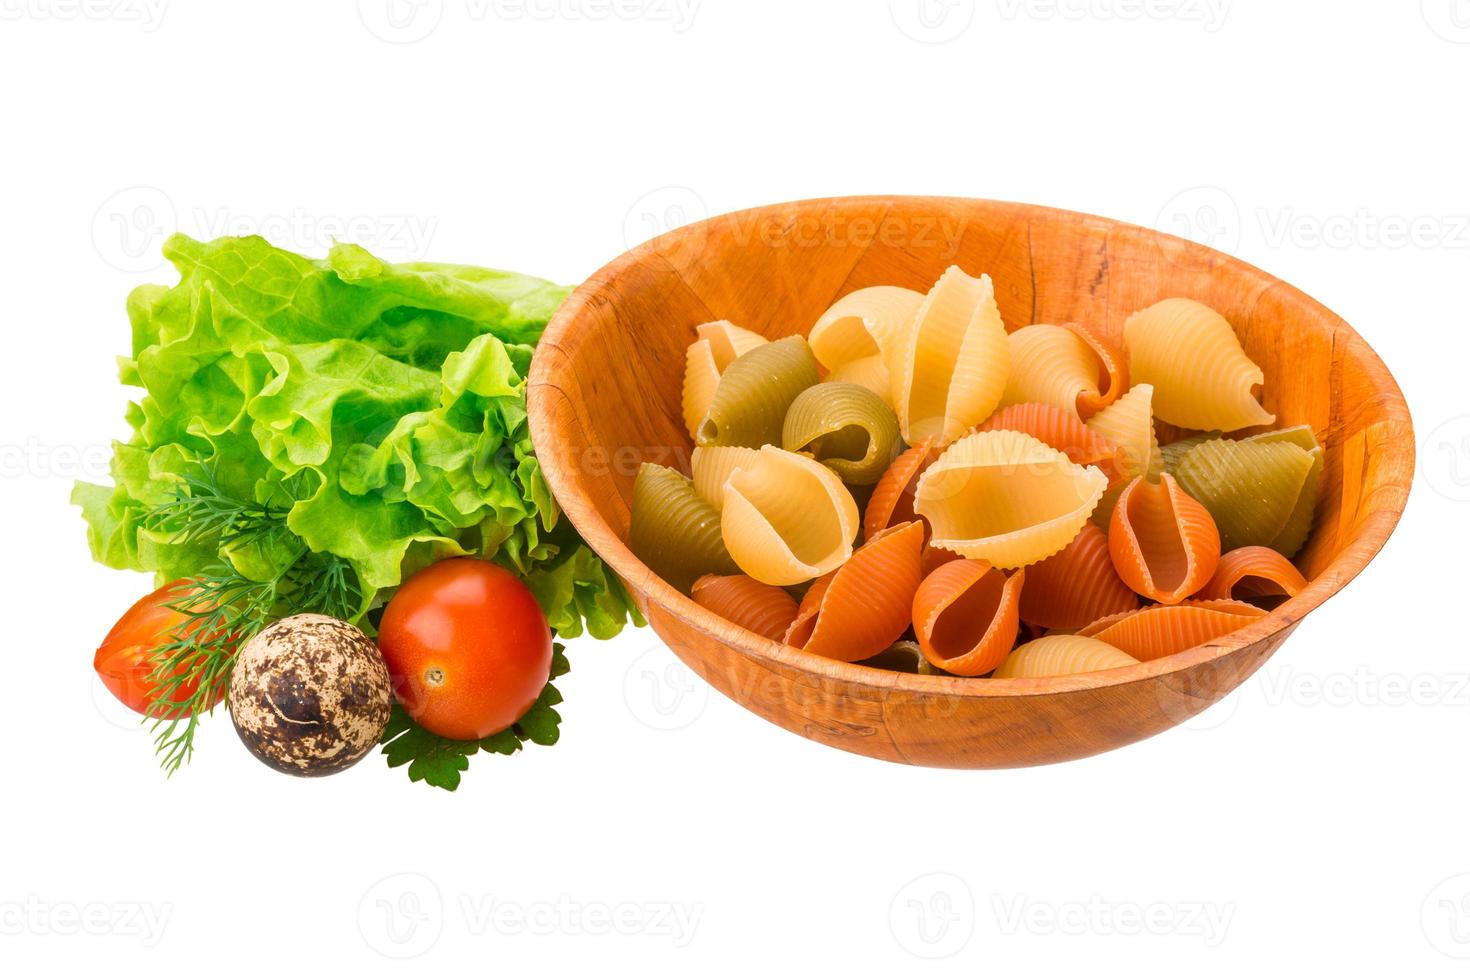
[95,580,228,719]
[377,558,552,740]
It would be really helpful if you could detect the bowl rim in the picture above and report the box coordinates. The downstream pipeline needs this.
[529,194,1415,698]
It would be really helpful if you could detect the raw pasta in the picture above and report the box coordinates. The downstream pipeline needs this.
[912,559,1023,676]
[1172,438,1316,554]
[915,430,1109,568]
[691,574,799,642]
[1077,599,1267,662]
[863,438,937,541]
[1019,522,1139,630]
[1124,298,1274,431]
[690,445,761,509]
[783,521,924,661]
[893,266,1010,446]
[1108,473,1221,603]
[1000,323,1126,420]
[720,445,860,586]
[991,635,1140,679]
[808,285,923,397]
[680,320,768,438]
[697,335,819,448]
[781,381,901,485]
[629,462,739,593]
[1199,546,1309,603]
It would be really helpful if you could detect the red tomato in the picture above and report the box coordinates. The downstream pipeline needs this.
[95,581,228,719]
[377,558,552,740]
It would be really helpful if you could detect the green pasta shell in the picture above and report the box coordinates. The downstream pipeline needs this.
[629,462,738,593]
[1173,438,1316,553]
[781,382,901,485]
[1244,426,1323,557]
[697,335,819,448]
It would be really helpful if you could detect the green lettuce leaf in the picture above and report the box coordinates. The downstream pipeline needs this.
[76,233,639,641]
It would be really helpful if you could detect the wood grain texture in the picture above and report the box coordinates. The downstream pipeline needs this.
[528,196,1414,768]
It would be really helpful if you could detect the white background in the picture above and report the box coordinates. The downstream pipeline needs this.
[1,0,1465,975]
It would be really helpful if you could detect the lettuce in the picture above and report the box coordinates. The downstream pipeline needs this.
[74,234,639,640]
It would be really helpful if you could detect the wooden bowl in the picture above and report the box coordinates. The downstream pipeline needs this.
[528,196,1413,767]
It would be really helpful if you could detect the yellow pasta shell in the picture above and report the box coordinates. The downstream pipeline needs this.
[696,319,768,367]
[1085,382,1163,524]
[914,429,1108,569]
[1124,298,1274,431]
[992,634,1140,679]
[809,285,922,380]
[681,339,722,439]
[1001,324,1102,420]
[721,446,860,586]
[827,354,891,400]
[781,382,901,485]
[894,266,1010,446]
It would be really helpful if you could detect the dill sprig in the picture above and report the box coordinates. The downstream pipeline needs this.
[138,470,363,774]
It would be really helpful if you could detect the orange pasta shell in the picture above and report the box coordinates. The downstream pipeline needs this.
[912,559,1024,677]
[975,402,1126,483]
[1199,546,1309,602]
[783,521,925,662]
[1077,599,1267,661]
[691,574,800,642]
[1019,522,1139,630]
[863,438,937,541]
[1066,322,1128,418]
[1108,474,1221,604]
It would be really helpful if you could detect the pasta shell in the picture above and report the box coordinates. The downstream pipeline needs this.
[912,559,1023,676]
[629,462,738,593]
[781,382,902,485]
[691,574,800,642]
[1085,383,1163,524]
[721,446,859,586]
[1124,298,1274,431]
[1068,321,1128,418]
[681,339,723,439]
[697,335,819,448]
[1077,599,1267,662]
[1108,473,1221,604]
[690,445,761,509]
[1244,426,1324,558]
[975,402,1126,482]
[1172,438,1316,554]
[1199,546,1309,604]
[809,285,923,390]
[915,430,1109,569]
[783,521,925,662]
[863,437,937,540]
[991,635,1139,679]
[1001,323,1125,421]
[696,319,767,366]
[1160,431,1222,475]
[893,266,1010,446]
[1019,522,1139,630]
